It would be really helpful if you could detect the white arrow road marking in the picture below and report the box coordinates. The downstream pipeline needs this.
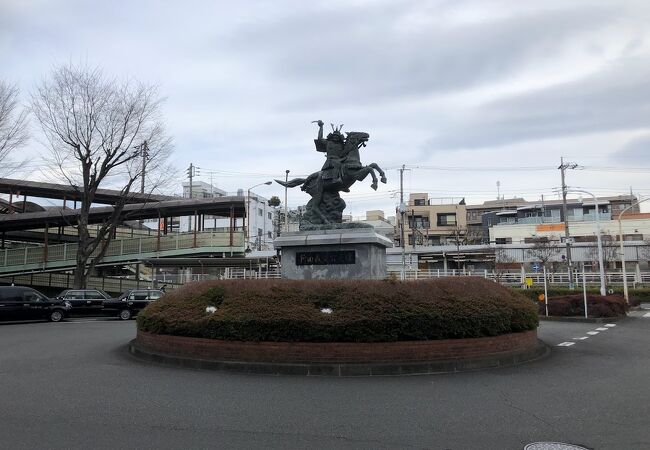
[558,342,576,347]
[587,331,599,335]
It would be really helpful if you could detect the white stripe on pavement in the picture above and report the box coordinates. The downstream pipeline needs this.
[643,313,650,318]
[587,331,599,335]
[558,342,575,347]
[605,324,616,327]
[596,327,608,331]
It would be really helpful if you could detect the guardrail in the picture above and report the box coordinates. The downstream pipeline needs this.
[387,269,650,286]
[0,231,245,275]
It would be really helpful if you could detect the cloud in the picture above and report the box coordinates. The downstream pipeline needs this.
[423,56,650,152]
[226,3,618,108]
[612,134,650,163]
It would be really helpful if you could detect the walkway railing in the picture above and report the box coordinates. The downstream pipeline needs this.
[0,272,181,295]
[154,267,282,284]
[0,231,245,275]
[387,269,650,286]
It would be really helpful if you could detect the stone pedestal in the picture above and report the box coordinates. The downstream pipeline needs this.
[273,227,392,280]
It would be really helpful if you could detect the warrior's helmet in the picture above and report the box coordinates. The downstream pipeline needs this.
[326,124,345,143]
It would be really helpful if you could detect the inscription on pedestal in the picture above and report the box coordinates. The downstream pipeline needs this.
[296,250,355,266]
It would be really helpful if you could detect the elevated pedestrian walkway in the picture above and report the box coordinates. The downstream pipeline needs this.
[0,231,244,276]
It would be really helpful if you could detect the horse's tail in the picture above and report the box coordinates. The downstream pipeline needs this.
[275,178,306,188]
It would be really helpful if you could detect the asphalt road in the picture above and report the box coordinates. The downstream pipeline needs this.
[0,312,648,450]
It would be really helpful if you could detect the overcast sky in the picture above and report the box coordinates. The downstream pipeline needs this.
[3,0,650,216]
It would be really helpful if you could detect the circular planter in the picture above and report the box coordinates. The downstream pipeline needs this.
[130,329,548,376]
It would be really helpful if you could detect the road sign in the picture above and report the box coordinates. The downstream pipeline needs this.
[532,264,541,272]
[525,278,533,287]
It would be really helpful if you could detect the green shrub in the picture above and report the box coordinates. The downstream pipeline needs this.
[137,277,538,342]
[537,294,627,318]
[516,286,650,307]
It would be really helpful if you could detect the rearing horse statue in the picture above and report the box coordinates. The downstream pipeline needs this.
[276,120,387,229]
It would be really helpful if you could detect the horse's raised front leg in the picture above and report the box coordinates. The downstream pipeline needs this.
[355,167,379,190]
[368,163,387,184]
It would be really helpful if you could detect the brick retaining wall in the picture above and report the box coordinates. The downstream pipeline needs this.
[135,329,538,364]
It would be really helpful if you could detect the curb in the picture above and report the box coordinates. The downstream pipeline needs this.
[128,339,550,377]
[538,315,626,324]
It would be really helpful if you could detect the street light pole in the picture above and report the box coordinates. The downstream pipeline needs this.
[618,195,648,304]
[568,189,606,296]
[284,169,290,233]
[247,181,273,252]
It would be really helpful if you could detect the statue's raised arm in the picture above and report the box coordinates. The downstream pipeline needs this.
[312,120,326,152]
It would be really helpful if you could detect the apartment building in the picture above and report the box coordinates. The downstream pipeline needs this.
[396,193,467,247]
[485,195,640,244]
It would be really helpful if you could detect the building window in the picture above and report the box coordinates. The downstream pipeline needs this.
[268,212,272,220]
[408,216,429,229]
[524,237,549,244]
[495,238,512,244]
[258,208,263,216]
[267,231,272,238]
[428,236,440,245]
[257,228,263,236]
[437,213,456,226]
[413,199,426,206]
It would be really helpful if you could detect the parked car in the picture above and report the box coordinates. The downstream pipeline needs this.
[57,289,113,316]
[103,289,165,320]
[0,286,71,322]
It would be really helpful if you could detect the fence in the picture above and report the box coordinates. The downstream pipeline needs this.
[154,267,282,284]
[387,268,650,286]
[0,272,182,295]
[0,231,245,274]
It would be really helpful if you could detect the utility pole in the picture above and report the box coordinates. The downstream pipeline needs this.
[137,140,149,284]
[186,163,195,199]
[186,163,196,232]
[559,157,579,288]
[140,140,149,195]
[399,164,406,279]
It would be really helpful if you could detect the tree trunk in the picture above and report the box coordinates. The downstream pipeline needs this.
[73,207,92,289]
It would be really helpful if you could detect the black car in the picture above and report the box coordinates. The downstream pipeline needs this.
[0,286,70,322]
[103,289,165,320]
[57,289,112,316]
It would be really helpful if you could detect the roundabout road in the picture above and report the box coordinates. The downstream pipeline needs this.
[0,314,648,450]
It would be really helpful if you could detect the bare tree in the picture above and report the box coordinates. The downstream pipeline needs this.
[492,247,516,283]
[526,236,561,267]
[31,63,172,288]
[586,234,620,269]
[0,80,29,170]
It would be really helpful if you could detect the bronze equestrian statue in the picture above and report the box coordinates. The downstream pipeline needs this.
[276,120,386,229]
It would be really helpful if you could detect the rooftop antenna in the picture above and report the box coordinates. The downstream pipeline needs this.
[496,181,501,200]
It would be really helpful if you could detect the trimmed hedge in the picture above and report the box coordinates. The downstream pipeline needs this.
[517,287,650,306]
[137,277,538,342]
[537,294,627,318]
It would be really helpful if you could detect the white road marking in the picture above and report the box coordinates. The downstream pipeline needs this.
[596,327,608,331]
[558,342,575,347]
[643,312,650,318]
[587,331,599,335]
[605,324,616,327]
[578,337,589,340]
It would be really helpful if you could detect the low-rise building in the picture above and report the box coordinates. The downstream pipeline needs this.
[396,193,468,248]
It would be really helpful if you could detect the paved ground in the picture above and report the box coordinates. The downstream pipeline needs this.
[0,311,648,450]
